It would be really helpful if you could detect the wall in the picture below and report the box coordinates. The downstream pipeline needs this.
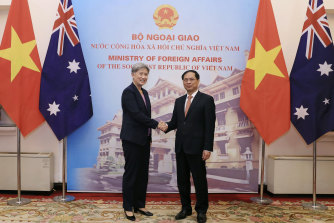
[0,0,333,184]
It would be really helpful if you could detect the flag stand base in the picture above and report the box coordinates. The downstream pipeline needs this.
[53,137,75,203]
[250,197,272,204]
[302,202,327,210]
[301,142,327,211]
[53,195,75,202]
[7,197,31,206]
[6,128,31,206]
[250,140,272,205]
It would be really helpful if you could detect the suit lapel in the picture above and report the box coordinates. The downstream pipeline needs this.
[180,95,187,120]
[185,91,201,119]
[143,90,150,113]
[131,83,148,113]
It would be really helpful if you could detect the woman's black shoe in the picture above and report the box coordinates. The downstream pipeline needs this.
[134,208,153,216]
[124,210,136,221]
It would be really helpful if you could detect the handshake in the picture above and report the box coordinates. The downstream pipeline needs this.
[158,121,168,132]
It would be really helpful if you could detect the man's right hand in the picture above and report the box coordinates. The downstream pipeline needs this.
[158,121,168,132]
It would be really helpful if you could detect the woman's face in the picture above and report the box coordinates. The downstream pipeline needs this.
[132,68,149,88]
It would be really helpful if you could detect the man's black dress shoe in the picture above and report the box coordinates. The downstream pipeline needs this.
[134,208,153,216]
[197,213,207,223]
[124,210,135,221]
[175,209,192,220]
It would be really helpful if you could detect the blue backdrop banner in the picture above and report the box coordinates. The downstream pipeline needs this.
[68,0,260,193]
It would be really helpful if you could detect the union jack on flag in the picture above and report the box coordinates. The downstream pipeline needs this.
[290,0,334,144]
[39,0,93,140]
[302,0,332,59]
[53,0,79,56]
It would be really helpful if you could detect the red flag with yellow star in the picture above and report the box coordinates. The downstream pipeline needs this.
[0,0,44,136]
[240,0,290,144]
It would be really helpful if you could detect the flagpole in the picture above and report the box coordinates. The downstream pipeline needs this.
[250,139,272,204]
[302,141,327,210]
[7,128,31,206]
[53,137,75,202]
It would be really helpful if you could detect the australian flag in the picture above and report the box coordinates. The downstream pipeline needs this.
[39,0,93,140]
[290,0,334,144]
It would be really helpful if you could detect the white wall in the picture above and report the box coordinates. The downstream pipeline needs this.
[0,0,333,184]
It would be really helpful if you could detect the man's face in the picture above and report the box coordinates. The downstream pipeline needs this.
[132,68,149,87]
[183,72,199,94]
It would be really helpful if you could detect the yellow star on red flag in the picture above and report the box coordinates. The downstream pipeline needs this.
[246,38,286,89]
[0,27,40,82]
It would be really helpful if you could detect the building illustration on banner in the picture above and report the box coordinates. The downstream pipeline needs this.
[95,54,260,193]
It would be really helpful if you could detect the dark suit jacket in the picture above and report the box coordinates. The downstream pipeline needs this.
[120,83,158,146]
[166,91,216,155]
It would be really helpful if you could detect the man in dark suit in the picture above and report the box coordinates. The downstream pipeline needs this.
[163,70,216,223]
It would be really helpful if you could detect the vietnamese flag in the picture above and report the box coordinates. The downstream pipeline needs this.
[240,0,290,144]
[0,0,44,136]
